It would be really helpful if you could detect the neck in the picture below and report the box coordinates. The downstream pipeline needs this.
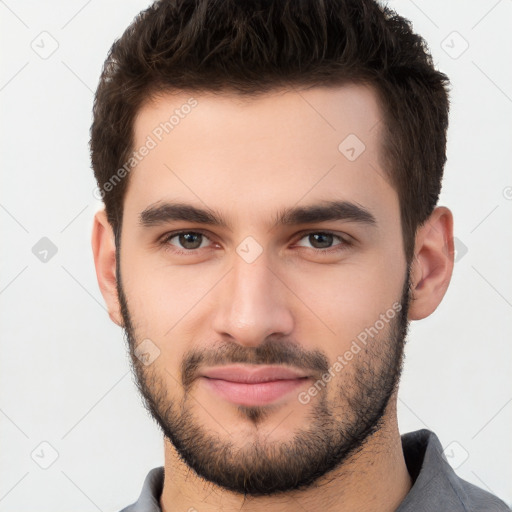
[159,393,412,512]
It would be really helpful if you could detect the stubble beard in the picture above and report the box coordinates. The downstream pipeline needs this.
[117,262,411,497]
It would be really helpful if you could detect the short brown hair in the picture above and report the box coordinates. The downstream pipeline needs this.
[90,0,450,262]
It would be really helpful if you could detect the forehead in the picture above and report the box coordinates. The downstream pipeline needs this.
[125,84,397,227]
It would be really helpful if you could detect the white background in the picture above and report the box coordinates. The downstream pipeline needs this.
[1,1,511,510]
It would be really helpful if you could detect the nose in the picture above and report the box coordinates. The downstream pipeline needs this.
[211,252,294,347]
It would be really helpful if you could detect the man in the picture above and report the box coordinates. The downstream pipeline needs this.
[89,0,509,510]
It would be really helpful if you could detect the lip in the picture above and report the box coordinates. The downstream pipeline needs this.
[199,364,309,383]
[198,365,311,406]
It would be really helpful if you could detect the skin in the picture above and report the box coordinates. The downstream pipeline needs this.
[92,84,454,511]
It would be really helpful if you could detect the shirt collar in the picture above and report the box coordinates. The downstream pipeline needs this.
[123,466,164,512]
[397,428,489,511]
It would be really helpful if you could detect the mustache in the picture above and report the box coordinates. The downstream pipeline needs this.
[181,337,330,391]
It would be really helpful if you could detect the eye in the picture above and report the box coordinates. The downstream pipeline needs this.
[295,231,350,252]
[162,231,213,252]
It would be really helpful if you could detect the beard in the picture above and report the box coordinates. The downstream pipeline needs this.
[117,258,411,497]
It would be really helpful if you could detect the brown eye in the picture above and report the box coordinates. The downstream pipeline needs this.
[308,233,334,249]
[164,231,212,251]
[178,233,203,249]
[295,232,346,251]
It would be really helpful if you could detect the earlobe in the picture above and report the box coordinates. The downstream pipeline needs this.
[408,206,454,321]
[91,208,124,327]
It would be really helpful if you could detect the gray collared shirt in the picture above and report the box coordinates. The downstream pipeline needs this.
[120,429,510,511]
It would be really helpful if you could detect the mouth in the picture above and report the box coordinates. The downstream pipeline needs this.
[198,364,311,406]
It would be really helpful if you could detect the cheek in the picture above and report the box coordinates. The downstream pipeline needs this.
[289,259,403,355]
[121,268,200,383]
[120,251,218,343]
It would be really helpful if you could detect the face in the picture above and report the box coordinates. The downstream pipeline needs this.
[117,85,411,496]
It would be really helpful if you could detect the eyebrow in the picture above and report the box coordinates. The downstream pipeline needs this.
[139,200,377,230]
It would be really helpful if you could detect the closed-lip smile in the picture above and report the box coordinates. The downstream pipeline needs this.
[199,364,310,383]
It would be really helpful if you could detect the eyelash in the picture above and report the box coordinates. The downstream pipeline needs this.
[159,230,353,256]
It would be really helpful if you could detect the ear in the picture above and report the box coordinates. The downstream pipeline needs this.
[91,208,124,327]
[408,206,454,320]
